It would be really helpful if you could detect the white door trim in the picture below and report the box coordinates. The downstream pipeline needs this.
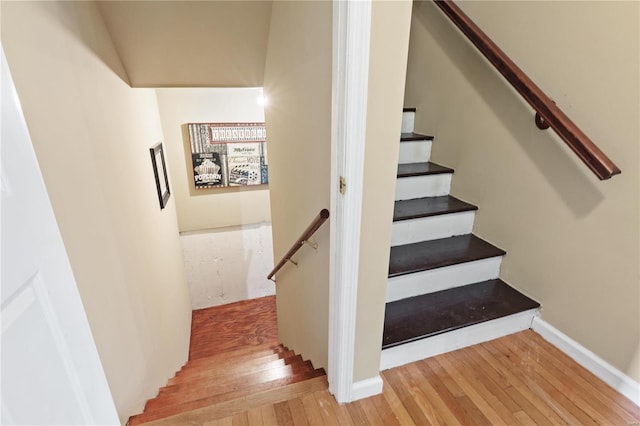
[328,0,372,403]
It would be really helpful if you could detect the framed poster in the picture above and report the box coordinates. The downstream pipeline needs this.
[150,142,170,209]
[187,122,268,189]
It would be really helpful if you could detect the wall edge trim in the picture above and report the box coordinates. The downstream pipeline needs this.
[350,375,383,401]
[328,0,372,404]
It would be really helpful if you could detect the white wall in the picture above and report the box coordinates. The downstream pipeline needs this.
[181,223,275,309]
[156,88,274,310]
[405,0,639,381]
[263,0,332,372]
[1,47,119,425]
[353,0,413,383]
[156,88,271,232]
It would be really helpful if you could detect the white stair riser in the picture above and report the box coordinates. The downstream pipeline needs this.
[380,309,539,370]
[398,140,431,164]
[401,111,415,133]
[386,256,502,303]
[395,174,451,200]
[391,211,475,246]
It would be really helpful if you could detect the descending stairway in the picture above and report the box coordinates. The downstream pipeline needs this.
[128,298,326,425]
[381,108,540,370]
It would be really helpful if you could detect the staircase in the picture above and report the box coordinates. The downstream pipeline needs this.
[381,108,540,370]
[128,298,326,425]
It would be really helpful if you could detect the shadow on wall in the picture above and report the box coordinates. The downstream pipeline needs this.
[52,1,132,85]
[413,1,604,218]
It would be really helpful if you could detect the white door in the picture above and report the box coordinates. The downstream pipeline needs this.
[1,47,119,425]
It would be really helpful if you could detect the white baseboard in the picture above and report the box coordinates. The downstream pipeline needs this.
[380,309,538,370]
[531,317,640,407]
[350,375,383,401]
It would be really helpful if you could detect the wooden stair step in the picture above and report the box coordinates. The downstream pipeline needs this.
[169,353,301,386]
[183,346,288,369]
[131,375,328,426]
[401,132,434,141]
[397,161,453,178]
[389,234,506,278]
[403,107,416,112]
[188,340,281,360]
[188,342,279,358]
[174,348,292,381]
[382,279,540,349]
[129,369,326,425]
[187,343,286,360]
[146,365,318,411]
[158,359,312,399]
[394,195,477,221]
[186,343,286,365]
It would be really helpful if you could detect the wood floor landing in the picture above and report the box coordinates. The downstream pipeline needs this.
[205,331,639,425]
[132,296,638,425]
[189,296,279,360]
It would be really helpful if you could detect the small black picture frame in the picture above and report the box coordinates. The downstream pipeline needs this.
[150,142,170,209]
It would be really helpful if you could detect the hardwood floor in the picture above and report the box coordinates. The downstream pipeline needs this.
[136,296,638,425]
[203,331,639,425]
[189,296,279,360]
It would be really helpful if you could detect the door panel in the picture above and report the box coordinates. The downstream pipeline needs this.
[1,46,119,425]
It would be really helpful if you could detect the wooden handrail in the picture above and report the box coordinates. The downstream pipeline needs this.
[267,209,330,281]
[433,0,621,180]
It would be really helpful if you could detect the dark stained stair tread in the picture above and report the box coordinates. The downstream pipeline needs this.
[401,132,434,141]
[382,280,540,349]
[394,196,477,221]
[397,162,453,178]
[403,107,416,112]
[389,234,506,277]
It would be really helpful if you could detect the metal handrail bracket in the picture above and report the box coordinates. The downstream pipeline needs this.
[267,208,330,282]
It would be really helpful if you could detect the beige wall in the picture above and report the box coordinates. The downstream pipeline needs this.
[97,1,272,88]
[353,0,413,383]
[405,0,639,381]
[262,0,332,371]
[1,1,192,422]
[156,88,271,232]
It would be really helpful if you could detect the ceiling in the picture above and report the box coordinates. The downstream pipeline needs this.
[97,1,273,87]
